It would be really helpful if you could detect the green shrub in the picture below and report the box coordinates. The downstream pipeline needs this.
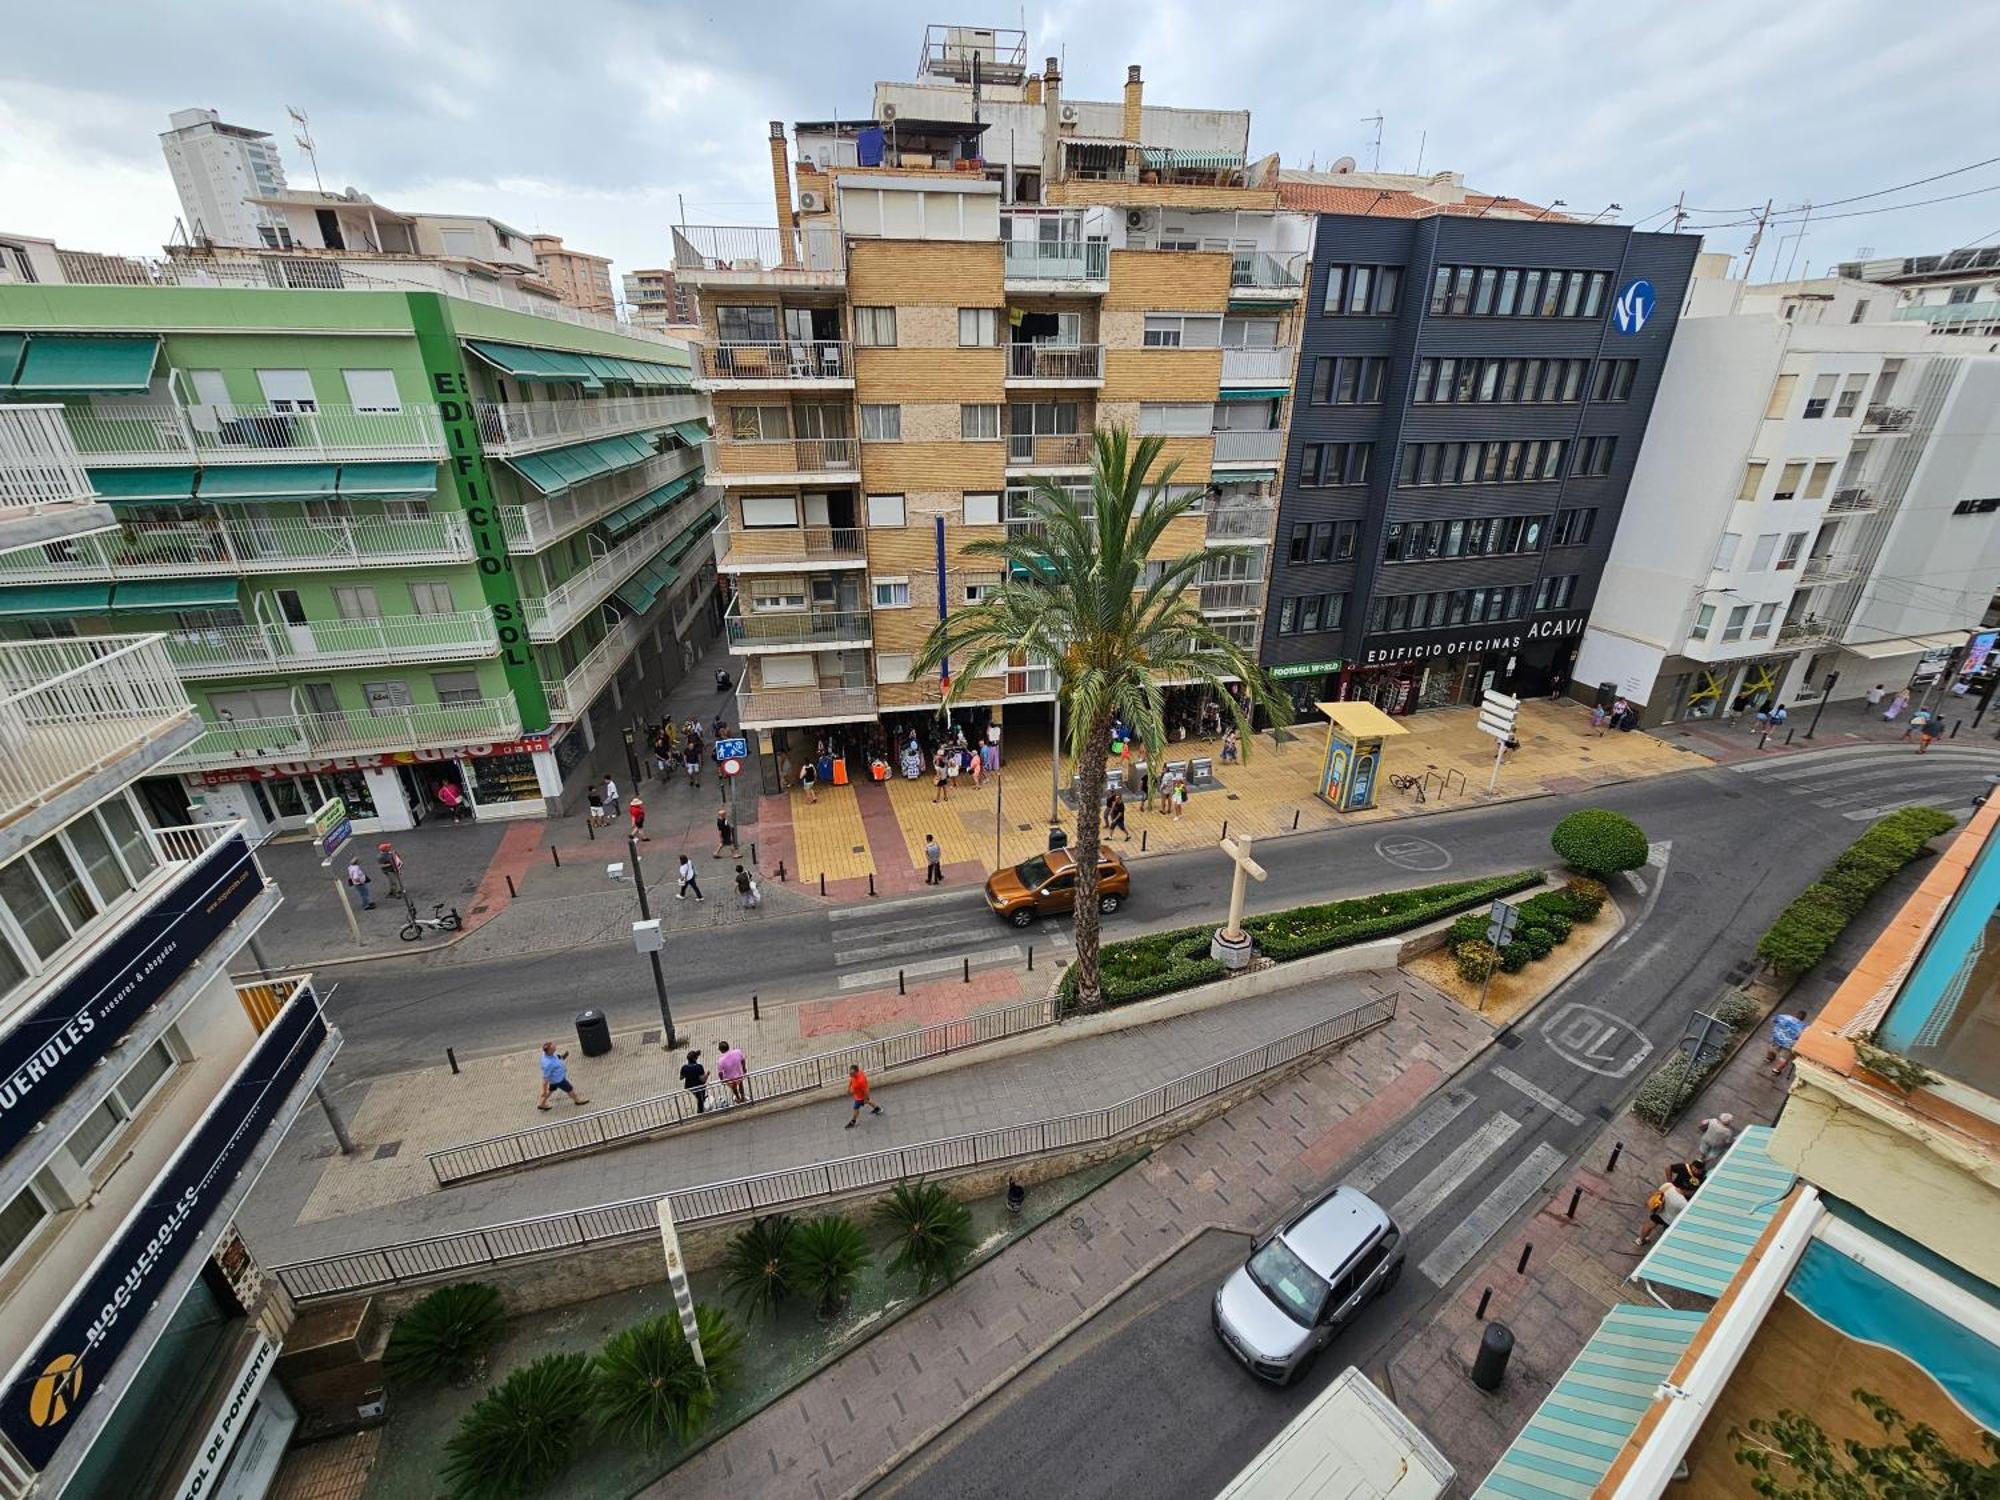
[1757,897,1850,976]
[1550,808,1649,879]
[876,1180,977,1293]
[1498,940,1532,973]
[719,1215,797,1317]
[1446,912,1491,952]
[1631,1053,1710,1129]
[1710,988,1763,1032]
[442,1352,593,1499]
[1519,925,1555,959]
[1755,807,1958,976]
[1540,912,1574,944]
[593,1306,743,1450]
[1455,940,1500,983]
[784,1214,870,1317]
[1562,876,1610,918]
[383,1282,505,1387]
[1816,866,1883,917]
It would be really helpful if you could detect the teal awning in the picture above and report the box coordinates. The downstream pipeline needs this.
[503,430,667,496]
[197,464,339,500]
[0,582,112,615]
[1630,1125,1795,1299]
[1140,148,1244,170]
[1211,469,1274,484]
[0,334,25,386]
[87,467,200,504]
[658,505,720,566]
[614,570,667,613]
[110,577,240,612]
[9,335,160,393]
[464,339,600,388]
[337,461,439,497]
[1473,1305,1707,1500]
[669,419,709,447]
[603,469,704,541]
[1217,386,1290,401]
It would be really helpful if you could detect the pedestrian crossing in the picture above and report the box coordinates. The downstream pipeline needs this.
[824,892,1069,991]
[1725,743,2000,823]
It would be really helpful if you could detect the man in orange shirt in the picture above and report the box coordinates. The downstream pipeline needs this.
[846,1064,883,1129]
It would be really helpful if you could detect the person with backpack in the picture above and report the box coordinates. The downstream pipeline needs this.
[1635,1174,1688,1246]
[798,759,817,804]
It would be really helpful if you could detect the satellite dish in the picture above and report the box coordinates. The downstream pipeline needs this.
[1331,156,1357,175]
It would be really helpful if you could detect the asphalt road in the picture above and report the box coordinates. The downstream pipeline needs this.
[859,742,2000,1500]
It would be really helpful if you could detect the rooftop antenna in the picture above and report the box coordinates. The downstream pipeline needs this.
[1361,112,1384,172]
[1529,199,1568,222]
[1670,191,1687,233]
[287,106,324,194]
[1413,130,1426,177]
[1582,202,1622,225]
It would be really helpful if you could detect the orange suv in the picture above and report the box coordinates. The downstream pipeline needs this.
[983,848,1131,927]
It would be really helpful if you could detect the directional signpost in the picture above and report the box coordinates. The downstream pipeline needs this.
[714,735,748,843]
[311,797,363,947]
[1479,897,1521,1013]
[1477,689,1520,793]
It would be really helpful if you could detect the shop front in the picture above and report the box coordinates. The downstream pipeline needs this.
[1341,614,1586,716]
[1655,652,1804,725]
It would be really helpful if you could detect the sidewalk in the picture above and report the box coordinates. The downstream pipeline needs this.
[1661,690,1989,765]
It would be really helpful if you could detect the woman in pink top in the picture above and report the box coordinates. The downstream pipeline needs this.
[714,1040,749,1104]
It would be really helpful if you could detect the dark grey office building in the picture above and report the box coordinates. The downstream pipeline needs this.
[1260,214,1701,715]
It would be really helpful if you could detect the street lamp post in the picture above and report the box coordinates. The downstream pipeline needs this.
[627,833,678,1049]
[1048,696,1063,826]
[1804,670,1840,740]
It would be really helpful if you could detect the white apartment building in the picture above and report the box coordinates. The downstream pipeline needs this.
[1575,256,2000,723]
[1838,244,2000,339]
[160,109,291,251]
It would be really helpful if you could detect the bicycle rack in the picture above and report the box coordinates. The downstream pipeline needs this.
[1424,768,1467,799]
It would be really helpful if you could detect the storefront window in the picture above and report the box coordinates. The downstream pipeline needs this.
[553,725,590,780]
[468,753,540,805]
[323,771,377,819]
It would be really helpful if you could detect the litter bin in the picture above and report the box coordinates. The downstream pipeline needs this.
[1047,824,1070,852]
[1595,681,1618,710]
[574,1008,612,1058]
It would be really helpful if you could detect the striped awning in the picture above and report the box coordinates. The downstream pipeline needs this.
[503,431,667,496]
[1140,148,1244,171]
[1473,1305,1706,1500]
[1630,1125,1796,1299]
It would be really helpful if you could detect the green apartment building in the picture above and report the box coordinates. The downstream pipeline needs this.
[0,283,717,833]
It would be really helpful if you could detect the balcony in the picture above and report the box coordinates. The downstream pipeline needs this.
[734,682,878,729]
[1005,344,1104,386]
[163,610,497,677]
[1220,347,1296,386]
[1005,433,1093,471]
[176,697,522,770]
[1826,485,1879,515]
[724,603,873,652]
[715,522,868,573]
[712,434,858,486]
[499,448,704,553]
[1800,553,1861,585]
[59,402,446,467]
[0,404,116,550]
[1230,252,1308,299]
[475,395,704,455]
[522,510,691,642]
[0,636,197,851]
[1778,619,1837,648]
[1211,429,1286,465]
[1205,499,1276,541]
[671,225,844,287]
[1199,580,1265,613]
[1860,404,1915,434]
[696,342,853,388]
[1002,238,1110,289]
[0,512,474,580]
[1893,298,2000,334]
[543,618,641,719]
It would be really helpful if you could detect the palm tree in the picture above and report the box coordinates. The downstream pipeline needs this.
[910,426,1289,1011]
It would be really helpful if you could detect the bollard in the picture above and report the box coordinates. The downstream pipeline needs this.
[898,969,906,995]
[819,872,826,896]
[752,993,760,1021]
[1141,828,1148,852]
[505,874,517,899]
[1953,718,1964,739]
[552,846,562,868]
[586,818,595,841]
[963,957,971,983]
[1221,819,1228,840]
[1292,809,1301,830]
[777,860,786,883]
[752,842,758,865]
[1566,1186,1582,1220]
[1028,945,1034,972]
[869,872,876,897]
[447,1047,459,1075]
[1757,729,1770,751]
[1475,1286,1492,1320]
[1785,727,1795,744]
[1607,1141,1623,1173]
[1517,1242,1533,1275]
[1470,1322,1514,1391]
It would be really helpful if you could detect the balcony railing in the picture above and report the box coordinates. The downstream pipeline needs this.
[0,636,195,831]
[734,683,878,726]
[1230,251,1307,290]
[523,511,691,641]
[1002,239,1110,283]
[715,523,867,569]
[475,395,702,455]
[1205,502,1275,540]
[724,605,873,649]
[499,448,705,552]
[0,513,474,581]
[1799,553,1860,584]
[1860,404,1914,433]
[698,343,852,383]
[1777,619,1836,647]
[1220,347,1295,384]
[1006,344,1104,381]
[164,611,497,677]
[178,697,522,769]
[1826,485,1879,514]
[1006,433,1092,467]
[0,404,97,511]
[1893,299,2000,332]
[1211,429,1285,463]
[543,619,640,719]
[671,225,844,276]
[1199,580,1264,612]
[713,435,858,476]
[60,402,446,466]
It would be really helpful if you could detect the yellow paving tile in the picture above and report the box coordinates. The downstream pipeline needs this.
[783,782,874,881]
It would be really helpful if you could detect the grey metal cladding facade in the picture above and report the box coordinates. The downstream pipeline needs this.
[1261,212,1701,670]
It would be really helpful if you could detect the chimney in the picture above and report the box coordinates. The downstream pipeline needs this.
[1041,56,1063,186]
[1123,65,1143,144]
[768,121,796,267]
[1023,71,1042,105]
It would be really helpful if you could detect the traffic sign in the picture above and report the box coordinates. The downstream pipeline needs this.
[720,757,743,778]
[308,797,347,841]
[714,736,748,763]
[1486,899,1521,948]
[1476,688,1520,743]
[319,818,353,860]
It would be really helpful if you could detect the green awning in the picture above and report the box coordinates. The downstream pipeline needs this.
[0,582,112,615]
[337,461,440,497]
[1140,148,1244,170]
[659,505,720,565]
[10,336,161,393]
[614,571,666,613]
[503,430,667,496]
[110,577,241,612]
[1630,1125,1796,1299]
[87,467,200,503]
[670,419,709,448]
[196,464,339,500]
[1217,386,1290,401]
[465,340,603,387]
[0,334,25,387]
[1211,469,1274,484]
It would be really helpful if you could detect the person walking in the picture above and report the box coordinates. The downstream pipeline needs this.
[714,805,737,857]
[798,759,817,804]
[715,1040,748,1104]
[677,854,704,902]
[684,741,702,789]
[375,841,405,898]
[932,747,951,803]
[1864,682,1886,715]
[1170,777,1188,821]
[536,1041,589,1110]
[735,864,760,909]
[1696,1112,1737,1168]
[845,1063,883,1128]
[679,1048,708,1114]
[437,779,467,823]
[1106,789,1130,842]
[1919,718,1939,753]
[345,858,375,911]
[1138,763,1153,814]
[629,794,648,840]
[587,784,606,829]
[1634,1175,1688,1246]
[924,833,944,885]
[1765,1007,1807,1076]
[602,775,621,820]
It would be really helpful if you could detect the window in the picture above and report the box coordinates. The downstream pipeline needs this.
[432,671,483,705]
[1137,403,1211,436]
[1322,264,1400,316]
[1834,375,1866,418]
[716,304,779,343]
[1143,313,1222,348]
[1382,514,1549,561]
[1690,603,1715,640]
[1221,316,1280,348]
[852,307,897,346]
[860,404,902,441]
[1774,462,1806,500]
[728,405,789,440]
[958,308,1000,347]
[963,582,994,603]
[1592,359,1637,403]
[1764,373,1797,420]
[867,493,906,528]
[1804,461,1836,500]
[364,681,414,715]
[0,1186,48,1273]
[1574,436,1616,476]
[1551,507,1595,546]
[1533,575,1577,611]
[875,652,913,683]
[1748,532,1779,570]
[959,404,1000,440]
[1776,532,1807,570]
[1875,359,1903,404]
[872,579,911,608]
[1805,373,1837,419]
[1722,604,1750,642]
[1301,441,1370,487]
[341,369,401,411]
[749,583,806,611]
[739,494,799,528]
[409,581,454,615]
[1277,593,1345,634]
[333,585,381,620]
[1311,357,1385,405]
[1287,523,1311,564]
[1751,602,1779,638]
[961,492,1000,526]
[1850,299,1871,324]
[1736,461,1767,503]
[1397,440,1568,486]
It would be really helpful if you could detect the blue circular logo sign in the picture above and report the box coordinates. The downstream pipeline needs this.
[1612,279,1656,335]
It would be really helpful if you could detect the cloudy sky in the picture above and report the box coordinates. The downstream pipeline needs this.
[7,0,2000,290]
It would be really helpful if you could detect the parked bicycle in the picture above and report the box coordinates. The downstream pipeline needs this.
[1387,773,1427,803]
[399,898,462,942]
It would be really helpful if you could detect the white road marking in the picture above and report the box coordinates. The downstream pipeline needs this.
[1843,799,1976,823]
[1389,1113,1523,1232]
[1344,1091,1477,1193]
[1492,1065,1587,1126]
[828,893,981,921]
[1540,1001,1655,1078]
[1740,747,1999,783]
[837,945,1024,991]
[1418,1141,1568,1287]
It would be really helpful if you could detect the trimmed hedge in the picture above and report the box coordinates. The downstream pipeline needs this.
[1550,808,1649,879]
[1756,806,1958,975]
[1059,869,1543,1010]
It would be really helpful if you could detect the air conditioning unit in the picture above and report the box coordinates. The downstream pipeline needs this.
[881,102,899,120]
[798,189,824,213]
[1126,209,1147,230]
[1060,104,1079,123]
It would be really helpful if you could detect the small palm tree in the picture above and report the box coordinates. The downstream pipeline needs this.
[593,1306,743,1450]
[719,1214,798,1317]
[911,426,1289,1011]
[441,1352,593,1499]
[783,1213,871,1318]
[876,1180,978,1292]
[383,1281,505,1386]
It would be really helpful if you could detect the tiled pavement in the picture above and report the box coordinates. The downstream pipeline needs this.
[644,984,1492,1500]
[267,1429,377,1500]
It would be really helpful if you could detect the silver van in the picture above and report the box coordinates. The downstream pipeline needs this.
[1212,1185,1404,1383]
